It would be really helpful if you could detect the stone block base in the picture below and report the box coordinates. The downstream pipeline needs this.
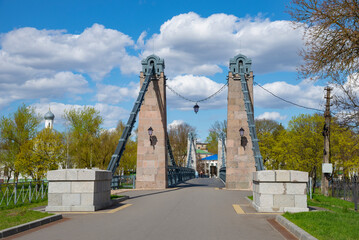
[45,169,112,212]
[252,170,309,213]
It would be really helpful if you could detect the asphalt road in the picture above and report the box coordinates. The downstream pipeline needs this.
[12,178,285,240]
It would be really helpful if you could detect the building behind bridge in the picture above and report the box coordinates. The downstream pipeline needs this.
[195,142,218,177]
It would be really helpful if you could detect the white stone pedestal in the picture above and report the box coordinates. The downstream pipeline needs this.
[46,169,112,212]
[252,170,309,213]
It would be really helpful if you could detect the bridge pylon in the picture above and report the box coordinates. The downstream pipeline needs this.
[136,55,168,189]
[226,54,261,190]
[186,132,197,170]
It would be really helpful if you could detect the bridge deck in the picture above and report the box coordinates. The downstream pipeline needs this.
[14,178,285,240]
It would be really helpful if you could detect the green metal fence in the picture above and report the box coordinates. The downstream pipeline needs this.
[0,181,48,207]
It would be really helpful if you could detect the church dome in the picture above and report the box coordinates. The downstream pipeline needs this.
[44,110,55,120]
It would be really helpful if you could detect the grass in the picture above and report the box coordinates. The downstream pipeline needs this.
[110,195,124,199]
[0,181,48,208]
[247,195,253,200]
[283,194,359,240]
[0,197,49,210]
[0,199,52,231]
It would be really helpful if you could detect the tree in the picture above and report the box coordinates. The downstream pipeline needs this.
[330,120,359,178]
[93,121,137,174]
[255,119,286,169]
[64,107,103,168]
[289,0,359,79]
[16,128,64,180]
[168,122,196,167]
[286,114,325,193]
[0,104,41,181]
[206,120,227,154]
[288,0,359,126]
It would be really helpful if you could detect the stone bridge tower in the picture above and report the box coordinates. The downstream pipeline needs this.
[226,54,256,190]
[136,55,168,189]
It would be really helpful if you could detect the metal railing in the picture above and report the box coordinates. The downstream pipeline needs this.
[331,176,358,210]
[111,175,136,189]
[111,168,196,189]
[168,166,195,187]
[0,181,48,207]
[219,167,226,183]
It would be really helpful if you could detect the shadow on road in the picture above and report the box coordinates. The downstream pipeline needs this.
[129,178,224,200]
[176,178,225,188]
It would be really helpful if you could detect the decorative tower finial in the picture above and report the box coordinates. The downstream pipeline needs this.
[44,108,55,129]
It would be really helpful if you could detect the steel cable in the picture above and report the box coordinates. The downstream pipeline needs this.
[166,80,228,103]
[254,81,325,112]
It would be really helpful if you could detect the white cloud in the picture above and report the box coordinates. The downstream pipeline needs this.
[168,119,185,129]
[96,82,139,104]
[33,102,128,129]
[142,12,304,76]
[254,80,324,110]
[257,112,287,121]
[0,24,142,110]
[0,24,140,80]
[0,72,89,109]
[166,74,227,110]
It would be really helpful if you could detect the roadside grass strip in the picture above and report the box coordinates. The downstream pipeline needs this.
[283,194,359,240]
[0,200,52,231]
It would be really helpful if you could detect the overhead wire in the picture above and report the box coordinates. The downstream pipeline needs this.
[253,81,325,112]
[165,77,328,114]
[165,80,228,103]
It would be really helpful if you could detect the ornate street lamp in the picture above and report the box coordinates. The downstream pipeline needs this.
[239,127,247,149]
[148,127,153,136]
[239,127,245,137]
[193,103,199,114]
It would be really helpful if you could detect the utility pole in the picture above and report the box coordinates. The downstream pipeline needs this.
[321,86,332,196]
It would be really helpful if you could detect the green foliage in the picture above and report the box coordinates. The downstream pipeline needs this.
[285,114,324,179]
[0,104,41,181]
[64,106,103,168]
[257,113,359,187]
[206,120,226,154]
[15,128,65,180]
[256,119,286,169]
[206,131,218,154]
[330,125,359,178]
[94,121,137,174]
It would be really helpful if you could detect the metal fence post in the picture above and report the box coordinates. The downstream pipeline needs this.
[14,182,18,205]
[309,177,313,199]
[353,175,358,211]
[132,175,135,189]
[29,181,32,202]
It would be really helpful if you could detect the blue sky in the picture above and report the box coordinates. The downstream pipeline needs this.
[0,0,327,140]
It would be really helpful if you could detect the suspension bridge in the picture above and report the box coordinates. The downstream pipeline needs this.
[107,53,263,190]
[12,55,308,240]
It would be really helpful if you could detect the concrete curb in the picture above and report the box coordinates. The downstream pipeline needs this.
[276,215,318,240]
[0,214,62,239]
[218,177,225,186]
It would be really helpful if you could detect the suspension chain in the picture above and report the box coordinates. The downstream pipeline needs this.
[165,80,228,103]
